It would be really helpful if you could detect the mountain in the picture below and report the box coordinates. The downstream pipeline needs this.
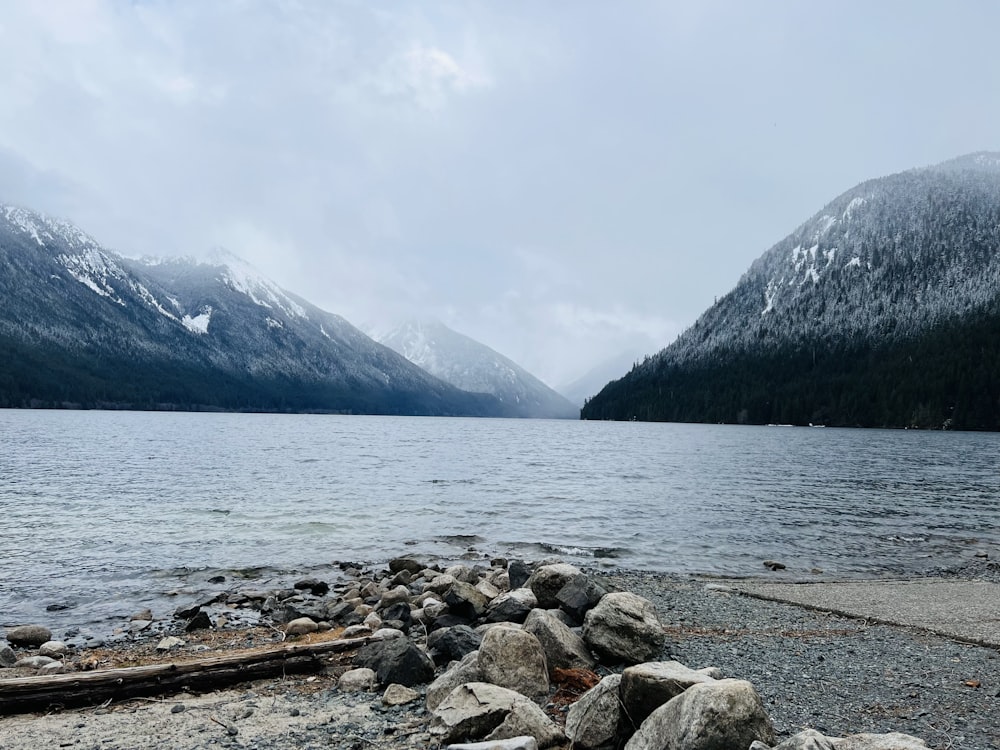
[557,349,649,408]
[377,320,578,419]
[0,205,504,416]
[582,152,1000,430]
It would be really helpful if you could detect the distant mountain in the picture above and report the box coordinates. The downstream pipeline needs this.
[583,152,1000,430]
[557,349,648,408]
[0,205,503,416]
[377,320,578,419]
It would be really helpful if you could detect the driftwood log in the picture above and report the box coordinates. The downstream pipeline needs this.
[0,635,378,715]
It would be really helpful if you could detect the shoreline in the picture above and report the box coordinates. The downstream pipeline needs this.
[2,558,999,749]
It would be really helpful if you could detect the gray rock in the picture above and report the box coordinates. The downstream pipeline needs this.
[619,660,716,730]
[556,575,608,621]
[382,683,420,706]
[447,738,538,750]
[623,679,774,750]
[129,619,153,633]
[523,608,595,671]
[427,650,482,710]
[444,581,492,619]
[353,636,435,687]
[372,627,406,639]
[389,557,425,575]
[444,564,481,584]
[285,616,319,635]
[527,564,583,609]
[380,585,414,609]
[507,560,533,590]
[483,697,565,749]
[342,624,373,639]
[425,574,458,596]
[338,667,377,692]
[476,579,502,600]
[381,601,413,632]
[156,636,186,652]
[771,729,839,749]
[184,611,212,632]
[5,625,52,648]
[431,682,562,747]
[293,577,329,596]
[564,673,623,750]
[485,589,538,624]
[428,624,483,666]
[38,640,68,658]
[478,626,549,698]
[0,645,16,668]
[836,734,929,750]
[583,592,666,664]
[14,655,57,669]
[38,660,65,675]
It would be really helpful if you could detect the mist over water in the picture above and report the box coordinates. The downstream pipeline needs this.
[2,411,998,635]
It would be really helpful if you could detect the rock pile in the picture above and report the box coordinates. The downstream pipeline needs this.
[1,556,932,750]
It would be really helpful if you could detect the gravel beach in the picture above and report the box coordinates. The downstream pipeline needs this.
[1,564,998,750]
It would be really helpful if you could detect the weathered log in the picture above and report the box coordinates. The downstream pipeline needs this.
[0,635,379,715]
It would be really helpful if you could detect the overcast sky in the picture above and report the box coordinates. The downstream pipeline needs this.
[1,1,998,387]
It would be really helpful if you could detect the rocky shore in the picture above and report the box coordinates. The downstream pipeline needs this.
[1,556,998,749]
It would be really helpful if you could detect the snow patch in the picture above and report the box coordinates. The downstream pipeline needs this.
[266,317,283,329]
[842,196,866,220]
[182,307,212,334]
[212,250,308,320]
[845,256,862,268]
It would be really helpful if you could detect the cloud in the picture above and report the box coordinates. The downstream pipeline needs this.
[373,42,491,111]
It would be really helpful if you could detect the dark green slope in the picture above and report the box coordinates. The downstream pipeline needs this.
[582,305,1000,429]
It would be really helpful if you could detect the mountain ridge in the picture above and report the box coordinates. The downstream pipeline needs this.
[0,205,504,416]
[377,319,578,419]
[582,152,1000,429]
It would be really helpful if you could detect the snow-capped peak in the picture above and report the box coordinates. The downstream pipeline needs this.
[205,248,307,320]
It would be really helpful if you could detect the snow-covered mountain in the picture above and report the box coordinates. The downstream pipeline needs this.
[557,349,649,408]
[377,320,578,419]
[583,152,1000,429]
[0,205,504,416]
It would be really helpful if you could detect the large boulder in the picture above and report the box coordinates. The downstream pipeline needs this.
[765,729,839,749]
[583,592,666,664]
[765,731,928,750]
[564,673,623,750]
[619,660,717,730]
[445,581,493,620]
[431,682,563,748]
[353,637,435,687]
[4,625,52,648]
[478,626,549,698]
[507,560,533,590]
[428,625,482,666]
[523,609,595,671]
[485,589,538,624]
[556,575,608,621]
[527,564,583,609]
[427,650,482,710]
[0,645,18,667]
[837,734,929,750]
[624,679,774,750]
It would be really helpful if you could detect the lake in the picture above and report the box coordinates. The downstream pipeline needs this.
[1,410,998,635]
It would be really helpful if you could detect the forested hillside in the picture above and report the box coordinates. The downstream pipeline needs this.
[582,153,1000,429]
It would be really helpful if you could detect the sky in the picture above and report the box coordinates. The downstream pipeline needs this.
[1,1,998,389]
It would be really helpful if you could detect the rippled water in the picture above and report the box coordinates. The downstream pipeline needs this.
[2,410,998,634]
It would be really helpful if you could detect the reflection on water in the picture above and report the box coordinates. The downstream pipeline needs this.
[1,410,998,631]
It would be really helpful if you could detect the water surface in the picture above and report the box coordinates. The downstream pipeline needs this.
[1,411,997,633]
